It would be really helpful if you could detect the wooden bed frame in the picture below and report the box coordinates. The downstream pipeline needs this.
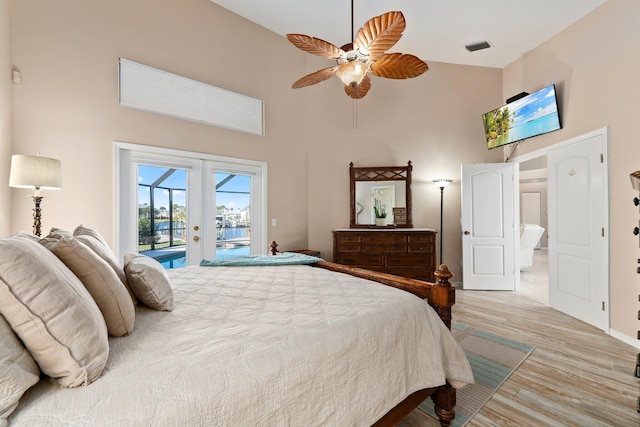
[270,243,458,426]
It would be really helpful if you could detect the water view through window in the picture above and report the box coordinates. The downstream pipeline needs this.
[137,165,251,269]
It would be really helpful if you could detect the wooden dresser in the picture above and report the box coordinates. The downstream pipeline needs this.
[332,229,437,282]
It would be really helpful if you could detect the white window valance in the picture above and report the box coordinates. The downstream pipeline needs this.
[118,58,264,136]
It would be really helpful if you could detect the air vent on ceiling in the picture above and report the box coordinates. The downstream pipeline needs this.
[465,41,492,52]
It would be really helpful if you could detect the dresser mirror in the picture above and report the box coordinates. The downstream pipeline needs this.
[350,161,413,228]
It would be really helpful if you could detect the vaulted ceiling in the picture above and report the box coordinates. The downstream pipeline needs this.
[210,0,607,68]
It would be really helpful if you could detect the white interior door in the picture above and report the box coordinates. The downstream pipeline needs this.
[547,134,609,331]
[462,163,519,290]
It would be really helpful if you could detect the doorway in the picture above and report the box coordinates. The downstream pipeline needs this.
[115,142,267,267]
[518,156,549,304]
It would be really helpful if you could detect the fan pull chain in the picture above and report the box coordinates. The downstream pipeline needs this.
[352,99,358,130]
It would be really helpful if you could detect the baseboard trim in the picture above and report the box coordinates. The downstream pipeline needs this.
[610,328,640,350]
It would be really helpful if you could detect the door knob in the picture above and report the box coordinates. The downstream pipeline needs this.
[193,225,199,231]
[634,227,640,236]
[193,235,200,242]
[634,197,640,207]
[464,231,471,235]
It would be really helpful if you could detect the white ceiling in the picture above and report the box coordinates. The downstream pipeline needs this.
[210,0,607,68]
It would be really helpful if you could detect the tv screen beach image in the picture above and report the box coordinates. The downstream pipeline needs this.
[483,84,561,149]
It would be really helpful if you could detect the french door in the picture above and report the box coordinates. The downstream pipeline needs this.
[115,142,267,267]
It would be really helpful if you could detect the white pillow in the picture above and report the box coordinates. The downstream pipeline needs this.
[73,225,137,303]
[0,314,40,422]
[41,235,135,337]
[10,231,41,243]
[124,253,174,311]
[0,236,109,388]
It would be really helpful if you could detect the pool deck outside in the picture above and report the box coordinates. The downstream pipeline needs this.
[141,237,250,261]
[141,246,186,261]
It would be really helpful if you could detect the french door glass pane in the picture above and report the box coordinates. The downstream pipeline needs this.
[137,164,187,269]
[215,172,251,259]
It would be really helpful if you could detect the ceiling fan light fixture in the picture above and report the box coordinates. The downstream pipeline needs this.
[336,60,369,87]
[286,10,428,99]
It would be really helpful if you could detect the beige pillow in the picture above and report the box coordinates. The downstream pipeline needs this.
[41,235,135,337]
[124,253,174,311]
[48,227,72,237]
[10,231,41,242]
[73,225,137,303]
[0,314,40,422]
[0,236,109,388]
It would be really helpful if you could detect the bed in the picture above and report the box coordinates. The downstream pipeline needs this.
[1,231,473,427]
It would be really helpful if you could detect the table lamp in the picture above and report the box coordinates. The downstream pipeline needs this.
[9,154,63,237]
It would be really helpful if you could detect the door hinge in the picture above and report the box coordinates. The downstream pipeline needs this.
[602,301,606,311]
[601,227,605,237]
[600,153,604,163]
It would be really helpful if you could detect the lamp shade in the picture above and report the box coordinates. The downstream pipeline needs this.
[432,178,453,188]
[9,155,63,190]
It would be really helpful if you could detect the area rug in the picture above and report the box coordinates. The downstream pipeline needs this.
[419,322,535,426]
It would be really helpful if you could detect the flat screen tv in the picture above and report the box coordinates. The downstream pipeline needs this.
[483,84,561,150]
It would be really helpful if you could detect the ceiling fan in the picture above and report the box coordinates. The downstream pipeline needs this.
[286,10,429,99]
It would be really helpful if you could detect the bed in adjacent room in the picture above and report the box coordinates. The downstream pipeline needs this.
[0,230,473,427]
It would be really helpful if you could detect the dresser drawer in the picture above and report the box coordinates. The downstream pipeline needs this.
[337,253,383,266]
[363,244,406,254]
[336,244,362,253]
[362,234,407,245]
[408,233,435,244]
[387,253,433,267]
[408,244,433,253]
[336,234,362,243]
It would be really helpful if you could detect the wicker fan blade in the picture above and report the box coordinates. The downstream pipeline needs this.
[292,66,338,89]
[353,11,406,61]
[344,74,372,99]
[370,53,429,79]
[286,34,344,59]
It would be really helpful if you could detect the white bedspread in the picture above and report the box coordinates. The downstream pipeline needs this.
[10,265,473,426]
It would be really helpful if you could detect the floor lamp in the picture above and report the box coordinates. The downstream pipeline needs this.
[9,154,63,237]
[432,179,453,266]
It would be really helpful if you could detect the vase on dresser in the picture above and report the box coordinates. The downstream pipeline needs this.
[375,218,386,226]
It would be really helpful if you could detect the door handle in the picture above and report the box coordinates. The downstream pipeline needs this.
[193,235,200,242]
[464,231,471,235]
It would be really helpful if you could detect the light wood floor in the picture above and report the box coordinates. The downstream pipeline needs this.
[399,289,640,426]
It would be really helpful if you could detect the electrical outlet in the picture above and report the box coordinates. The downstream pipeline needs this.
[271,218,277,226]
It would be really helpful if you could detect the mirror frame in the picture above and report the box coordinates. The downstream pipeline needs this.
[349,161,413,228]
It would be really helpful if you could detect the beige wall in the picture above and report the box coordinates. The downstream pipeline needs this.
[11,0,314,250]
[503,0,640,341]
[305,61,504,274]
[0,0,11,236]
[10,0,503,282]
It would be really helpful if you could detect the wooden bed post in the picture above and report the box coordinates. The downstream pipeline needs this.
[431,264,455,330]
[430,264,457,426]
